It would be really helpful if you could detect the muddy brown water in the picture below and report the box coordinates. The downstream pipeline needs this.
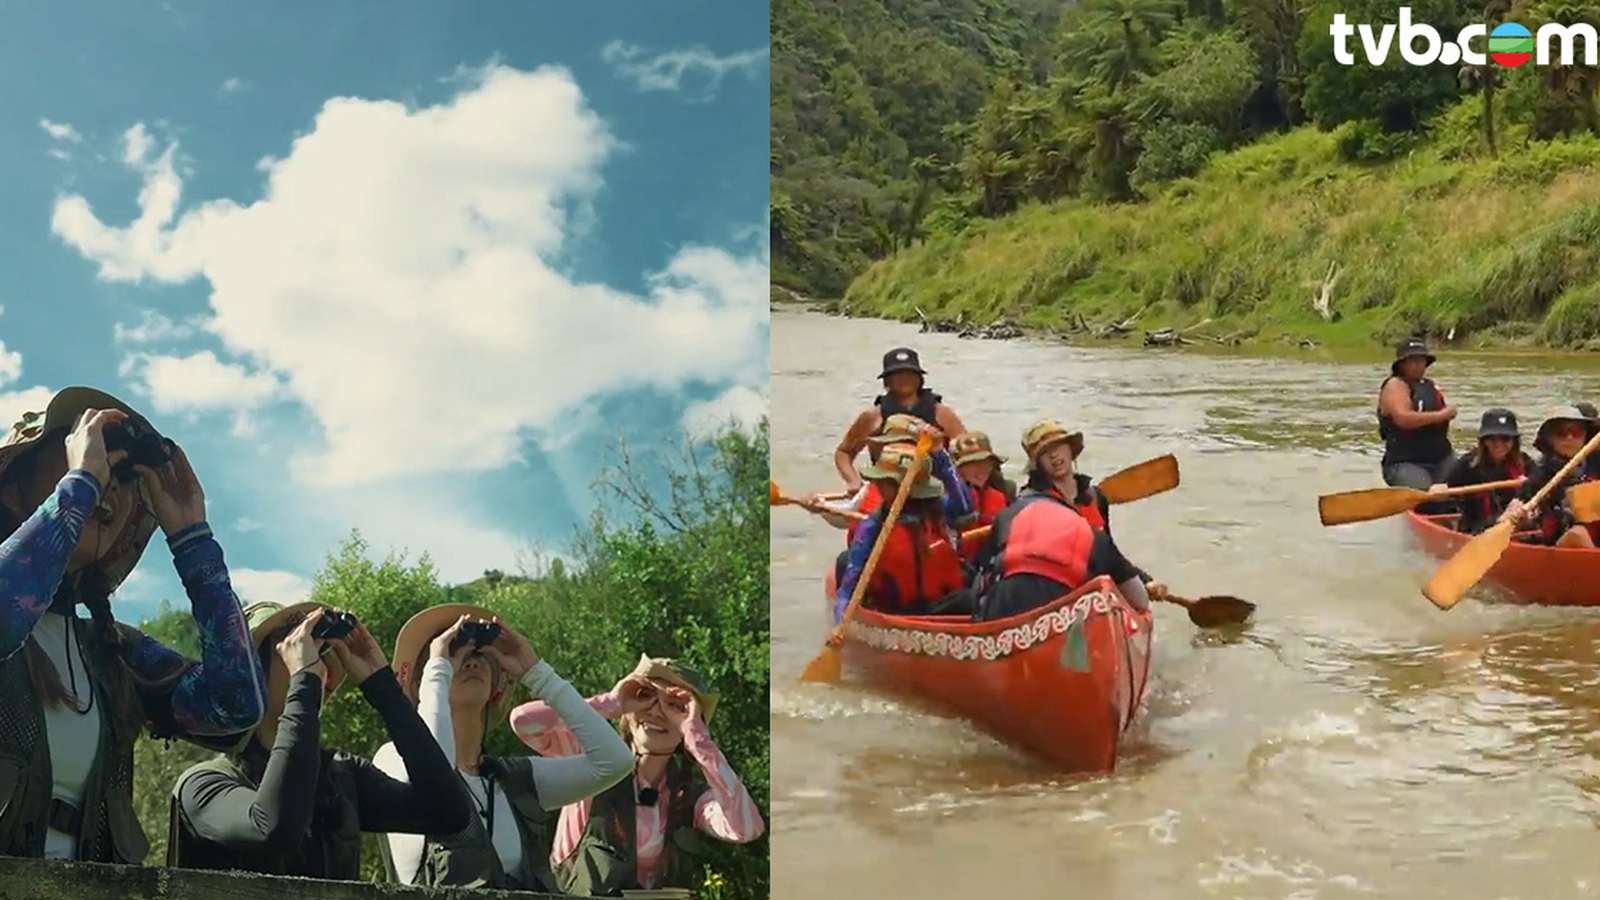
[770,306,1600,900]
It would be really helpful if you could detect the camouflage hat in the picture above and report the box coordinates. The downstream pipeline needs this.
[858,441,943,499]
[951,431,1005,467]
[1534,405,1600,455]
[636,654,720,722]
[868,413,925,445]
[1021,418,1084,472]
[0,387,161,594]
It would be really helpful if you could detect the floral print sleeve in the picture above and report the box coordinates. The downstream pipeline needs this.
[129,522,266,736]
[681,719,764,842]
[930,448,976,525]
[0,470,99,660]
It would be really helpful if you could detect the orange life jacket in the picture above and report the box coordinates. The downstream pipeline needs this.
[864,514,966,613]
[989,494,1095,589]
[1040,481,1108,532]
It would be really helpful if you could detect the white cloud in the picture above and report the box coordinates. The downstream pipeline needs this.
[50,63,769,489]
[601,41,768,94]
[121,350,281,414]
[0,308,53,430]
[40,119,82,143]
[683,384,767,438]
[230,568,313,604]
[234,517,263,532]
[219,77,248,95]
[113,309,198,344]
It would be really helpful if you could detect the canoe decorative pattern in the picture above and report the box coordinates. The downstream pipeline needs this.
[841,589,1122,661]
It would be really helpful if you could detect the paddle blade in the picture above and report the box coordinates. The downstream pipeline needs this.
[1572,482,1600,523]
[1099,454,1179,504]
[798,644,842,683]
[1422,519,1514,610]
[1317,486,1429,526]
[769,480,783,506]
[1186,595,1256,627]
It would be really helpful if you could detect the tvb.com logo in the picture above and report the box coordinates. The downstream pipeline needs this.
[1330,8,1598,67]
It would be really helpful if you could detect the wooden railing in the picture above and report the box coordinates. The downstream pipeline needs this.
[0,855,567,899]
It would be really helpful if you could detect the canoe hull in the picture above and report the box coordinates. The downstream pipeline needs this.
[1404,510,1600,606]
[824,572,1154,772]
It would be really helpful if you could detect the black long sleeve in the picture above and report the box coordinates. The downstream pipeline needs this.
[178,668,324,854]
[348,666,474,836]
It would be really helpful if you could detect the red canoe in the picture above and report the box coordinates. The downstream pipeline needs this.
[1405,510,1600,606]
[823,570,1154,772]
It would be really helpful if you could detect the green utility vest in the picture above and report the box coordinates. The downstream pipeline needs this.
[557,758,707,897]
[379,756,558,892]
[167,747,363,878]
[0,616,202,863]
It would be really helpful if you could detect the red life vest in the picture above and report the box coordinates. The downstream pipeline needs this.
[961,484,1010,563]
[846,483,886,543]
[865,515,966,612]
[990,494,1095,589]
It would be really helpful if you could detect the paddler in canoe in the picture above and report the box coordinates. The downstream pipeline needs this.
[966,420,1155,622]
[831,432,977,623]
[1006,418,1169,601]
[1376,337,1457,509]
[1426,408,1530,534]
[949,431,1015,563]
[814,412,936,533]
[831,347,966,493]
[1499,406,1600,547]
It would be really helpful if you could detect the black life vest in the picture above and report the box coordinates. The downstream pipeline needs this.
[874,388,941,425]
[1377,376,1452,465]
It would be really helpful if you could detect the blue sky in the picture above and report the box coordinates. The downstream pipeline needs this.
[0,1,770,623]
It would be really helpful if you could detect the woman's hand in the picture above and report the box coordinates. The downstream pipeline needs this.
[1427,483,1448,495]
[614,673,657,716]
[277,610,328,678]
[486,619,540,680]
[429,615,475,666]
[329,618,388,686]
[1145,580,1170,601]
[1500,499,1529,524]
[661,686,701,731]
[64,409,128,488]
[135,443,207,536]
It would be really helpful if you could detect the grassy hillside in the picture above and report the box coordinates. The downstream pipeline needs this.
[843,120,1600,348]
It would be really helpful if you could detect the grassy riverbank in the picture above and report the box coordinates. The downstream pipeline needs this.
[840,124,1600,350]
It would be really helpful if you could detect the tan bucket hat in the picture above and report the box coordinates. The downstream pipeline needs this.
[0,387,161,593]
[635,654,720,722]
[951,431,1005,467]
[1021,418,1084,472]
[858,441,942,499]
[243,600,347,683]
[1533,405,1600,455]
[392,602,500,691]
[867,413,925,445]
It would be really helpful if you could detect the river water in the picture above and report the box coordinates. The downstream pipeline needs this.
[770,305,1600,900]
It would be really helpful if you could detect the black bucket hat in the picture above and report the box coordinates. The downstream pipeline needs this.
[1477,408,1519,439]
[1390,337,1436,375]
[878,347,926,379]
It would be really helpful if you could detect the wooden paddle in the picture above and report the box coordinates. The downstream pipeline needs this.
[1317,478,1524,527]
[769,480,868,521]
[1567,481,1600,523]
[800,430,935,683]
[1424,427,1600,610]
[1165,594,1255,627]
[1098,454,1180,504]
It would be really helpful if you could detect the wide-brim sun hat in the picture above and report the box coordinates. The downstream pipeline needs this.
[1534,405,1600,454]
[392,602,502,691]
[951,431,1005,467]
[0,386,161,594]
[867,412,926,445]
[243,600,348,683]
[858,441,943,500]
[1021,418,1085,472]
[1390,337,1437,375]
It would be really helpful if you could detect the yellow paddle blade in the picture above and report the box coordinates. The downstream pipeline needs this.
[1571,481,1600,523]
[1421,519,1514,610]
[1098,454,1180,504]
[1317,486,1430,526]
[798,643,843,683]
[769,480,784,505]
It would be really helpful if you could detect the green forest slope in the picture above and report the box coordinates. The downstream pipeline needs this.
[774,0,1600,347]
